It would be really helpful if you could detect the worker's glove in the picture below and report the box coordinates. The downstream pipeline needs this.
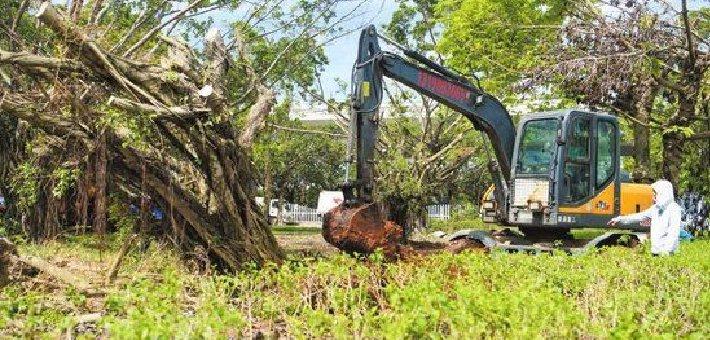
[607,217,620,226]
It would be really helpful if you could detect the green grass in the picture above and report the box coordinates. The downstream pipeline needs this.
[271,225,322,235]
[2,235,708,338]
[571,228,607,239]
[428,217,491,233]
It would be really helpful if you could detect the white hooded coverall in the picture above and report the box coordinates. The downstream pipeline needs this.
[610,180,681,255]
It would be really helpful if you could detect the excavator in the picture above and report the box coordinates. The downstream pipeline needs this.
[324,25,655,254]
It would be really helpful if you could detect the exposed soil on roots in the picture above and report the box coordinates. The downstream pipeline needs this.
[322,203,404,259]
[322,204,485,260]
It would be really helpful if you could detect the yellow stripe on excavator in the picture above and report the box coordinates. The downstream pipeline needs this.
[619,183,654,215]
[559,183,616,215]
[559,182,653,215]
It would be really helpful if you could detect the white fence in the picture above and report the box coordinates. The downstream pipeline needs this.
[281,204,322,224]
[427,204,452,220]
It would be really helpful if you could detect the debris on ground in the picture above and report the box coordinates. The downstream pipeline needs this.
[446,238,486,254]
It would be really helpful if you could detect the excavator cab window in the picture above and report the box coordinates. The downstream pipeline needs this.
[596,120,616,189]
[563,116,591,203]
[517,119,557,175]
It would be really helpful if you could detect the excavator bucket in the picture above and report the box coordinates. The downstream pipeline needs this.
[322,203,403,258]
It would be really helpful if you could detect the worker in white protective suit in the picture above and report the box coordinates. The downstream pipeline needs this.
[607,180,682,255]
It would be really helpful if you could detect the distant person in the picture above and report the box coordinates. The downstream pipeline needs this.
[608,180,681,256]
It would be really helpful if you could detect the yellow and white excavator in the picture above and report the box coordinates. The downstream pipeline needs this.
[328,25,655,252]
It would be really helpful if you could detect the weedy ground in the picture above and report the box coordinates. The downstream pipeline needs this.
[1,228,708,339]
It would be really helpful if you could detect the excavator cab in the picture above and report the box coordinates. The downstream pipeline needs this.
[494,110,654,231]
[509,111,630,229]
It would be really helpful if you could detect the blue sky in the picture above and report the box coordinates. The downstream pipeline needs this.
[317,1,397,98]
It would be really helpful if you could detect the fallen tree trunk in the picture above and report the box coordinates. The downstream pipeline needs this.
[18,255,93,292]
[1,238,98,292]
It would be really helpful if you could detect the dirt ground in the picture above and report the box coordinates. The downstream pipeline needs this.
[274,233,338,256]
[273,226,457,258]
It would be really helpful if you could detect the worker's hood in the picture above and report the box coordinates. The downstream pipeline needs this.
[651,180,674,209]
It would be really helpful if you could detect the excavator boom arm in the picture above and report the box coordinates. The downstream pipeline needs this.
[347,25,516,207]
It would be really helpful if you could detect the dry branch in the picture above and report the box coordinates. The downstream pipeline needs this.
[238,87,276,147]
[232,28,276,147]
[106,233,138,283]
[107,96,210,120]
[268,123,347,138]
[0,50,83,72]
[123,0,207,57]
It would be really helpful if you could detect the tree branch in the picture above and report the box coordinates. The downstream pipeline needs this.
[36,1,165,107]
[683,131,710,141]
[107,96,209,120]
[0,50,83,72]
[90,0,106,25]
[123,0,208,58]
[11,0,31,34]
[681,0,696,66]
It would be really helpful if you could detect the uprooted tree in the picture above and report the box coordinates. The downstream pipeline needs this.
[0,0,354,271]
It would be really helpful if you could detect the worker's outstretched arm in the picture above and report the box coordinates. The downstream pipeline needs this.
[608,207,654,226]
